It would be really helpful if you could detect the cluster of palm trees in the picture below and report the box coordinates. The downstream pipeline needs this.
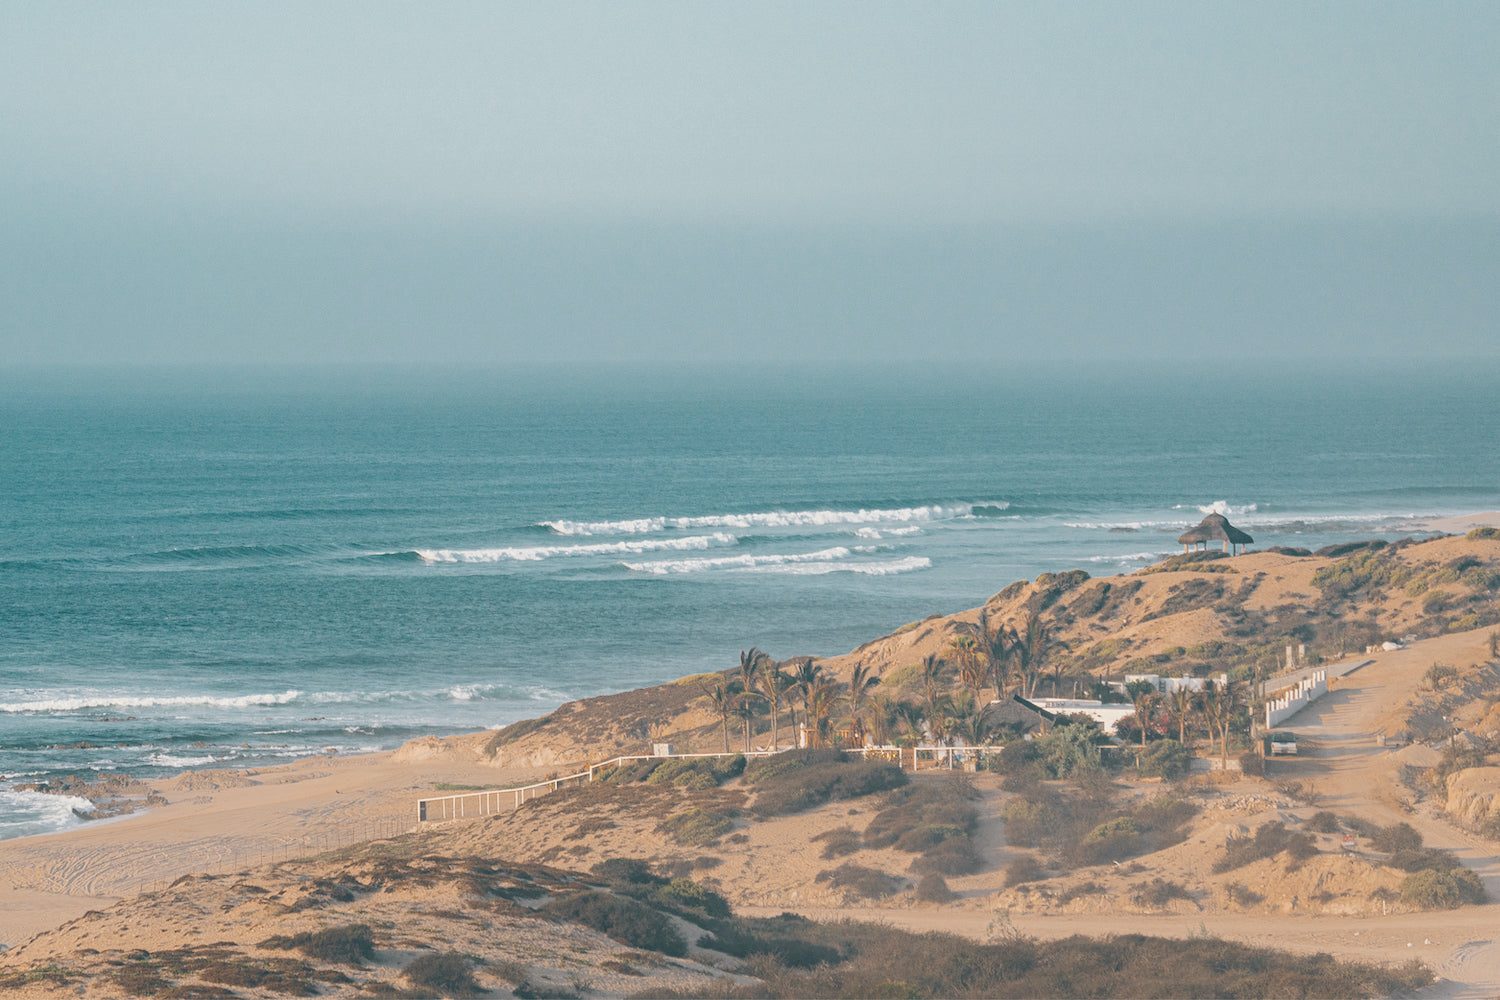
[693,608,1254,770]
[948,608,1054,701]
[1124,677,1244,765]
[700,649,855,753]
[700,619,1058,755]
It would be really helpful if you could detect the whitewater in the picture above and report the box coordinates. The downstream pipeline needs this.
[2,362,1497,839]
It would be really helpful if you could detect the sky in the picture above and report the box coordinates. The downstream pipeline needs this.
[2,2,1497,367]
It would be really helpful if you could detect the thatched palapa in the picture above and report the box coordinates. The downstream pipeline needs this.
[1178,512,1253,555]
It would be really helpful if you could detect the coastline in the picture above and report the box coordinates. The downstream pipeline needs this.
[0,738,546,948]
[3,518,1498,993]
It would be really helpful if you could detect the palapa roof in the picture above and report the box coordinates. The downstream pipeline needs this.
[1177,512,1253,545]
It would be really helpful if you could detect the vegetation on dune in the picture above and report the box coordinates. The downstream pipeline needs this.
[403,952,486,997]
[632,922,1433,999]
[744,749,907,817]
[540,891,689,957]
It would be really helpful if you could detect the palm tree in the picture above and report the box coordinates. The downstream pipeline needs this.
[953,699,994,749]
[1202,679,1241,769]
[701,680,734,753]
[737,648,767,751]
[757,662,789,750]
[789,657,824,741]
[861,693,897,747]
[1170,686,1194,744]
[1126,679,1159,750]
[919,653,946,721]
[1006,614,1049,699]
[978,609,1013,700]
[843,663,882,747]
[805,678,840,749]
[951,635,986,705]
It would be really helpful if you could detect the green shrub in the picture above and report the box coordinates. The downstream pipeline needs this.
[694,914,842,968]
[1371,821,1422,853]
[812,825,863,859]
[1137,739,1190,778]
[592,857,662,887]
[645,755,746,788]
[1306,811,1341,833]
[815,863,905,899]
[1386,849,1461,874]
[403,952,485,997]
[1213,822,1317,874]
[658,808,735,846]
[1130,878,1190,908]
[655,877,731,919]
[260,923,375,965]
[1003,855,1045,887]
[540,892,686,956]
[1399,868,1487,909]
[747,751,907,817]
[914,873,955,903]
[909,835,983,876]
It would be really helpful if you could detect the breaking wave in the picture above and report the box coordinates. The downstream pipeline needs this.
[414,532,737,563]
[623,547,930,576]
[0,690,304,714]
[543,503,991,536]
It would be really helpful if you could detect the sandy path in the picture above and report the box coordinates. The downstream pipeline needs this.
[752,629,1500,998]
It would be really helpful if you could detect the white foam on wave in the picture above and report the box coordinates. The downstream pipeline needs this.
[1186,500,1259,517]
[743,556,933,576]
[624,546,855,575]
[147,752,221,768]
[1084,551,1169,564]
[0,789,97,839]
[0,690,303,714]
[544,504,980,536]
[855,527,883,540]
[625,547,931,576]
[416,532,737,563]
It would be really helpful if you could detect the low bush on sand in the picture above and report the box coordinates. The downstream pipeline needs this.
[591,859,731,919]
[540,891,687,957]
[635,921,1433,998]
[1399,868,1487,909]
[1130,878,1191,908]
[1213,821,1317,874]
[863,777,983,874]
[658,807,737,846]
[260,923,375,965]
[1386,848,1461,874]
[746,750,907,817]
[1307,811,1342,833]
[814,863,905,900]
[1370,821,1423,853]
[1004,782,1195,870]
[403,952,486,997]
[811,825,863,859]
[1003,855,1045,887]
[695,913,842,969]
[915,872,955,902]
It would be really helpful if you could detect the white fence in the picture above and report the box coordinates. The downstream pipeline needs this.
[416,744,1010,825]
[1265,670,1327,728]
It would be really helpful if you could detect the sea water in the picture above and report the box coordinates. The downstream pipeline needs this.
[2,362,1497,838]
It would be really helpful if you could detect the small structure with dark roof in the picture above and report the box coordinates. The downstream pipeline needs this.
[1178,512,1253,555]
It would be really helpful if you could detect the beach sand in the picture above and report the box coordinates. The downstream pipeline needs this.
[0,738,541,949]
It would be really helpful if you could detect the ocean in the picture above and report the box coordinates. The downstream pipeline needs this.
[3,362,1497,839]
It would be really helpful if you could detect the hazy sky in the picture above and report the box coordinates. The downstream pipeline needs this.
[3,2,1497,366]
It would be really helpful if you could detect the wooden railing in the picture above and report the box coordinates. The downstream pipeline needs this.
[416,743,1009,824]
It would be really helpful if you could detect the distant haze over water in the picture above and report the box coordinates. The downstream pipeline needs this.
[1,362,1496,838]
